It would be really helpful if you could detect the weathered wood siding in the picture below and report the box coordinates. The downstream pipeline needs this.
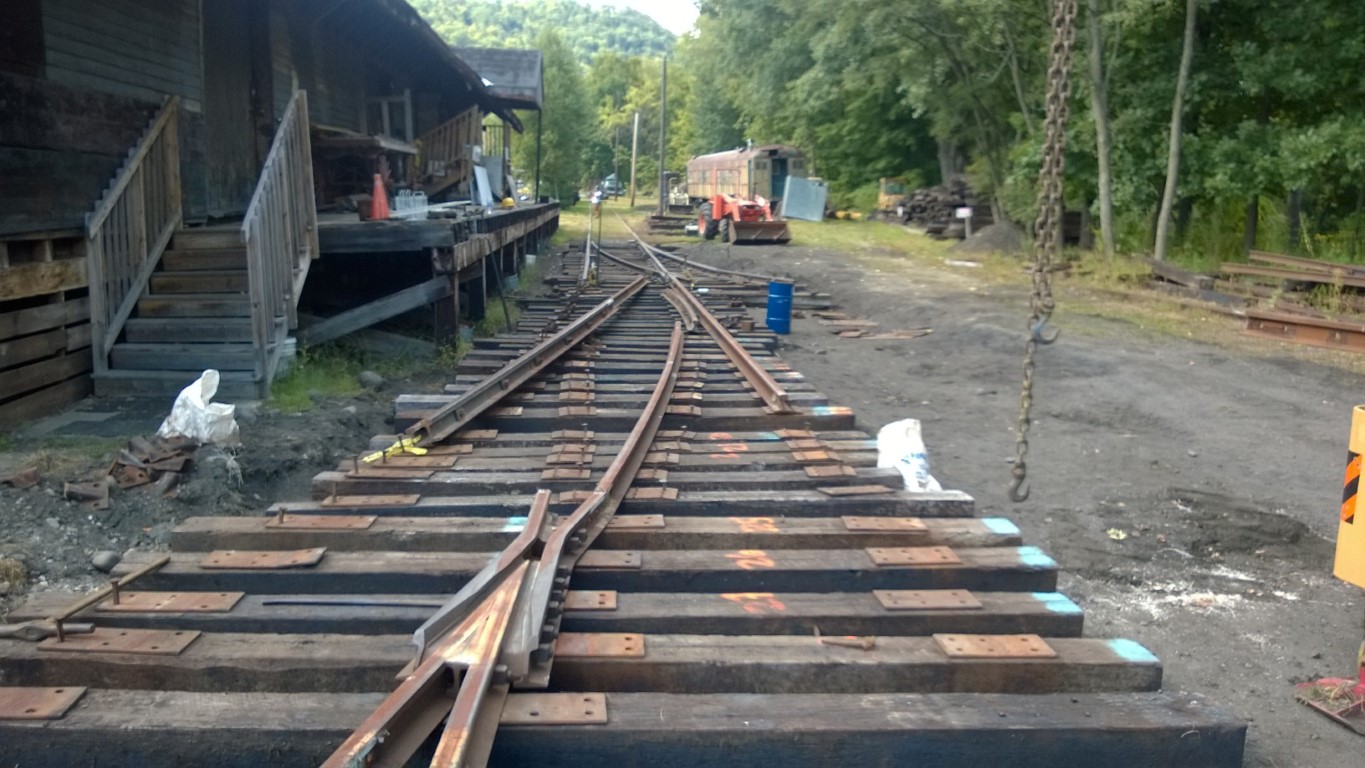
[42,0,202,110]
[0,72,154,235]
[201,0,259,216]
[268,4,366,132]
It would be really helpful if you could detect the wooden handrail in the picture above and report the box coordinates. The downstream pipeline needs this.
[85,96,182,372]
[417,106,480,194]
[241,90,317,388]
[88,97,179,234]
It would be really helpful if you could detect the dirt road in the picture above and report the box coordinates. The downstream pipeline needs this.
[687,234,1364,767]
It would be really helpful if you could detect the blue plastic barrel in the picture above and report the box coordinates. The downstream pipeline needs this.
[766,279,794,334]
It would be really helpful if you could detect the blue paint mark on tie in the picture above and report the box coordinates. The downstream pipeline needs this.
[1032,592,1082,615]
[502,516,528,532]
[1018,546,1057,569]
[1107,638,1159,663]
[981,518,1020,535]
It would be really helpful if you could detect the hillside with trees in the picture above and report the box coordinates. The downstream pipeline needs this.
[408,0,673,63]
[419,0,1365,270]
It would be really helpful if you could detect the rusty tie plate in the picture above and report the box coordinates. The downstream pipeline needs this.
[842,516,928,533]
[873,589,983,611]
[266,514,376,530]
[933,634,1058,659]
[577,551,642,569]
[200,548,327,569]
[564,590,618,611]
[865,546,962,567]
[554,633,645,658]
[39,628,200,656]
[501,693,608,725]
[0,687,87,720]
[97,591,244,613]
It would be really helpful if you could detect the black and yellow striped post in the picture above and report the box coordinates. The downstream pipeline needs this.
[1336,406,1365,589]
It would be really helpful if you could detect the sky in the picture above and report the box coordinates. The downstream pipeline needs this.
[581,0,699,35]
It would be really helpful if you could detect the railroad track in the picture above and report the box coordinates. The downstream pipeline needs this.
[0,232,1246,766]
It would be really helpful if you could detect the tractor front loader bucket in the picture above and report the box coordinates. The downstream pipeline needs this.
[729,219,792,244]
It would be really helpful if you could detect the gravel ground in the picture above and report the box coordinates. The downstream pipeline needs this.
[687,233,1364,768]
[1,231,1361,764]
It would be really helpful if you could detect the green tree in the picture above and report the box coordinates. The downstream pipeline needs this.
[513,30,592,200]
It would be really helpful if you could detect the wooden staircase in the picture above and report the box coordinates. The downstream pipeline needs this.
[94,228,267,400]
[87,90,316,403]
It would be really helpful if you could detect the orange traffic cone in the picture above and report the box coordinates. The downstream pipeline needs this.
[370,174,390,220]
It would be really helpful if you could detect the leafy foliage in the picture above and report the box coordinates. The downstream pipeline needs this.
[408,0,673,63]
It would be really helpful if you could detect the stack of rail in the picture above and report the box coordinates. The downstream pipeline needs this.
[0,232,1245,766]
[1222,250,1365,353]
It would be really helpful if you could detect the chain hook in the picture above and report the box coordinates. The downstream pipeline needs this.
[1031,319,1060,345]
[1009,0,1077,504]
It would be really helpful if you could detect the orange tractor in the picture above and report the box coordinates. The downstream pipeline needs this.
[697,194,792,245]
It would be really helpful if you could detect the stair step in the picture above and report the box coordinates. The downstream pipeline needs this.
[150,270,248,294]
[125,317,253,343]
[110,343,256,372]
[136,294,251,318]
[162,249,247,271]
[93,369,265,400]
[172,228,244,250]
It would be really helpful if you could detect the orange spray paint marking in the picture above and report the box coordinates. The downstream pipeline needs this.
[729,517,780,534]
[724,549,775,570]
[720,592,787,614]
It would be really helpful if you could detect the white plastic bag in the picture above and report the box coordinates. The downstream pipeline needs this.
[876,419,942,492]
[156,370,241,446]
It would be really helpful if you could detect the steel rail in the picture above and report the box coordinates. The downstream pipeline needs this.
[590,243,699,332]
[325,320,686,768]
[402,275,648,448]
[641,237,782,285]
[618,218,796,414]
[510,319,686,685]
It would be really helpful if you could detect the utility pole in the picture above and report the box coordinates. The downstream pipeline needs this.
[612,126,620,198]
[657,57,667,217]
[533,109,543,202]
[629,111,640,208]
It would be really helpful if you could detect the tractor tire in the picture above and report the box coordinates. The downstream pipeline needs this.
[719,217,731,244]
[700,203,719,241]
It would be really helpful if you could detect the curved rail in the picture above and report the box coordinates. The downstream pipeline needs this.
[326,319,686,768]
[401,275,649,449]
[618,219,796,414]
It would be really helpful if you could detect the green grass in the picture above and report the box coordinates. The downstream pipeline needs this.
[554,195,661,248]
[270,343,433,413]
[270,346,367,412]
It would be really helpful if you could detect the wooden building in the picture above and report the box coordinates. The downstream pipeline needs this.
[0,0,557,420]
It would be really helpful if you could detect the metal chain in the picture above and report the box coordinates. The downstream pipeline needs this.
[1010,0,1078,503]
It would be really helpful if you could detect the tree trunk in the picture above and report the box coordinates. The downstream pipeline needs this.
[1242,196,1258,255]
[1003,25,1035,135]
[936,139,960,184]
[1087,0,1116,259]
[1153,0,1198,262]
[1287,188,1303,252]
